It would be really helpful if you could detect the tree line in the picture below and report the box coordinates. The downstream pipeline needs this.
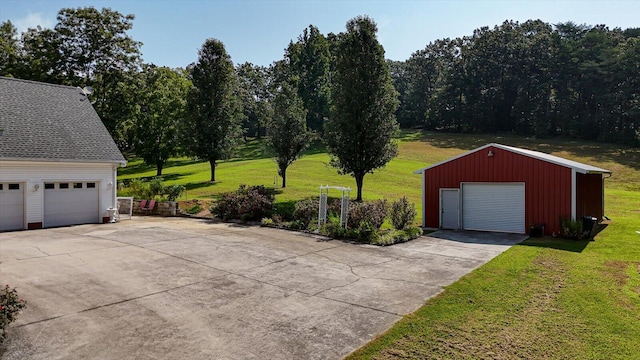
[1,8,637,198]
[391,20,640,145]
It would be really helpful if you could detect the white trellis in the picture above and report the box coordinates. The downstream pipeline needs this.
[318,185,351,229]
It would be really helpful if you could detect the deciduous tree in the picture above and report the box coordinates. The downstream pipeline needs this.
[285,25,332,133]
[266,80,314,188]
[236,62,272,139]
[134,65,191,176]
[0,21,19,76]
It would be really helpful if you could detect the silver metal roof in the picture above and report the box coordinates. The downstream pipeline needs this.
[414,143,611,175]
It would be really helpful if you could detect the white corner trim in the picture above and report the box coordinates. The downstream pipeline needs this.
[571,169,576,221]
[421,173,426,228]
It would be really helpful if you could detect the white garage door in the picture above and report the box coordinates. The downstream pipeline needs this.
[462,183,525,234]
[44,182,99,228]
[0,183,24,231]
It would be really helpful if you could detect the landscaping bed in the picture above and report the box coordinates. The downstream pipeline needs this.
[211,185,422,246]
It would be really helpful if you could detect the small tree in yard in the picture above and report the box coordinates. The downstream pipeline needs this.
[183,38,243,182]
[266,81,315,188]
[390,196,417,230]
[325,16,400,201]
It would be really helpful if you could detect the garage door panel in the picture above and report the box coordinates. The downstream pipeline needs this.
[44,183,99,228]
[462,183,525,234]
[45,211,97,226]
[0,183,24,231]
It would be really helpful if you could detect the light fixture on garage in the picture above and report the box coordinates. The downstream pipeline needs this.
[488,150,494,157]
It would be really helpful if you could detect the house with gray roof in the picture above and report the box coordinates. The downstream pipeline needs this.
[0,77,126,231]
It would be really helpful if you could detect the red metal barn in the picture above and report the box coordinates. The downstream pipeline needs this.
[413,144,611,235]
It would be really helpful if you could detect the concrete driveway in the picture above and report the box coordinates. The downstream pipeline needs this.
[0,218,526,360]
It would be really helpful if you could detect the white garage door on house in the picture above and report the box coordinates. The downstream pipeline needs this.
[44,182,99,228]
[461,183,525,234]
[0,182,24,231]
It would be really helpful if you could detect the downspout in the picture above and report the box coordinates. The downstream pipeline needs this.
[113,165,118,209]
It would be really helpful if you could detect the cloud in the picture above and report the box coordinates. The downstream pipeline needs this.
[14,12,55,34]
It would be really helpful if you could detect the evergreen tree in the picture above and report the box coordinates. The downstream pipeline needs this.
[184,39,243,182]
[325,16,400,201]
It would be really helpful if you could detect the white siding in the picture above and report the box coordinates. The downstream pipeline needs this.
[0,160,118,228]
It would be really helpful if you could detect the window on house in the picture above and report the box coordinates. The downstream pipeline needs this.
[0,184,3,190]
[73,183,83,189]
[45,183,55,189]
[8,183,19,190]
[87,182,96,188]
[59,183,69,189]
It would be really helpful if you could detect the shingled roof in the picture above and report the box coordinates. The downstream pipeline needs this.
[0,77,126,164]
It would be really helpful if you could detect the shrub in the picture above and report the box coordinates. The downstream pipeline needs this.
[261,217,275,226]
[1,285,26,343]
[148,177,165,198]
[322,221,347,239]
[118,177,184,201]
[210,185,275,221]
[293,199,319,228]
[390,197,417,230]
[288,219,306,230]
[164,185,185,201]
[186,203,202,214]
[328,198,343,216]
[355,221,380,243]
[119,178,152,199]
[347,200,388,230]
[560,217,583,240]
[273,202,296,221]
[372,227,423,246]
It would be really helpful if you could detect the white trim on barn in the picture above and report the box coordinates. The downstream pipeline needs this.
[421,173,426,228]
[571,169,577,221]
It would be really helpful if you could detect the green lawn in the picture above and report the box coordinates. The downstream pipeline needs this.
[118,131,640,359]
[118,131,432,215]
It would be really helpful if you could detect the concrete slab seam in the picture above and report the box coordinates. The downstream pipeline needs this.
[15,273,231,329]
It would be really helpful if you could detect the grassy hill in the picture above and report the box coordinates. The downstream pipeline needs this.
[118,130,638,210]
[119,131,640,359]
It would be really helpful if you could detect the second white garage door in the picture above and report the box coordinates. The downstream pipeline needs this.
[44,182,99,228]
[461,183,525,234]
